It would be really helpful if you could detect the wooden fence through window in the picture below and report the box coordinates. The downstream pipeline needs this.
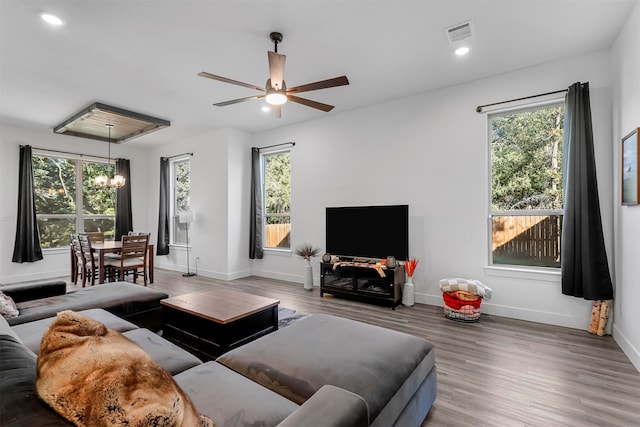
[492,215,562,267]
[266,224,291,248]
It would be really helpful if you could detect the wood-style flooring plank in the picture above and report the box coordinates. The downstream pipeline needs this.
[64,269,640,427]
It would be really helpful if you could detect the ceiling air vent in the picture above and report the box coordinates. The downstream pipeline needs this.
[445,20,475,44]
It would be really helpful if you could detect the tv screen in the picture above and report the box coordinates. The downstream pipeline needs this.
[325,205,409,261]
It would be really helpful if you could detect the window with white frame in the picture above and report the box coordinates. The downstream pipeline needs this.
[171,158,191,245]
[262,149,291,249]
[32,152,115,248]
[489,102,564,268]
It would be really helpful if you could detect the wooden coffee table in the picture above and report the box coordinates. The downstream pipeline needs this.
[161,287,280,361]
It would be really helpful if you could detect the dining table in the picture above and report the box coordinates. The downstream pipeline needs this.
[70,241,155,285]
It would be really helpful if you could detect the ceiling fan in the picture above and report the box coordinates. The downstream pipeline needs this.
[198,32,349,118]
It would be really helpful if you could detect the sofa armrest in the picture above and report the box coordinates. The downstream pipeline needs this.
[277,385,369,427]
[0,281,67,303]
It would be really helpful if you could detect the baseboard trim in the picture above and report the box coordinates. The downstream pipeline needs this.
[613,325,640,373]
[256,269,307,285]
[415,292,582,329]
[155,263,251,281]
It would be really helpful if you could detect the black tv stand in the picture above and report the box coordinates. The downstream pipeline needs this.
[320,261,405,309]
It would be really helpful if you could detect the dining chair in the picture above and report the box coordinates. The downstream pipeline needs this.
[106,234,150,285]
[77,234,100,286]
[70,234,85,286]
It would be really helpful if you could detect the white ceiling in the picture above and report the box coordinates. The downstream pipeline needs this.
[0,0,636,146]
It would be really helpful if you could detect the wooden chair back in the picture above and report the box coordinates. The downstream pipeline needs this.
[120,234,149,263]
[70,234,84,285]
[84,231,105,243]
[113,234,150,284]
[77,234,98,286]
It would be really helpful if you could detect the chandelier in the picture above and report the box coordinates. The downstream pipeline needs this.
[95,124,126,188]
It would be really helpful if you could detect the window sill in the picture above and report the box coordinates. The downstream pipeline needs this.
[484,265,560,283]
[42,247,70,255]
[263,248,292,257]
[169,244,189,250]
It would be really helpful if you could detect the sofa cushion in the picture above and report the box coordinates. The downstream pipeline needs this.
[277,384,369,427]
[174,361,299,427]
[123,328,203,375]
[36,311,212,426]
[217,314,436,424]
[12,308,139,354]
[0,334,71,426]
[0,313,24,346]
[0,290,19,318]
[0,280,67,303]
[9,282,168,326]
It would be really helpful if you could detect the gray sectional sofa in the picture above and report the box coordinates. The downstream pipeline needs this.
[1,280,168,330]
[0,283,437,426]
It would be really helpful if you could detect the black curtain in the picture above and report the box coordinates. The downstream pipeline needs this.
[12,145,43,263]
[115,158,132,240]
[561,82,613,300]
[249,147,264,259]
[156,157,170,255]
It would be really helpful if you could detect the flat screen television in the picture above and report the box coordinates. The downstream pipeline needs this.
[325,204,409,261]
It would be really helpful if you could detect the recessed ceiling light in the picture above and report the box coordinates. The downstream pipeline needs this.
[455,46,470,56]
[261,106,271,112]
[41,13,65,26]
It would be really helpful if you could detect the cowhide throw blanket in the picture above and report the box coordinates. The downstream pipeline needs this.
[37,310,214,427]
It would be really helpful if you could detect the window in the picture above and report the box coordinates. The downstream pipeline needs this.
[489,102,564,268]
[171,158,191,245]
[33,153,115,248]
[262,150,291,249]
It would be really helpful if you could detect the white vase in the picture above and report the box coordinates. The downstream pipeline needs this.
[303,260,313,291]
[402,276,415,307]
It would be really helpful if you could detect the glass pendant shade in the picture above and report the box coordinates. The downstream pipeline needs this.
[111,174,126,188]
[95,124,126,188]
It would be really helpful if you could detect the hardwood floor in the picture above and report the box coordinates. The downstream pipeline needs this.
[67,269,640,426]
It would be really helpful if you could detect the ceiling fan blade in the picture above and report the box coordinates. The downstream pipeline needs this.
[198,71,264,92]
[268,51,286,89]
[214,94,265,107]
[287,95,335,112]
[287,76,349,94]
[271,104,282,119]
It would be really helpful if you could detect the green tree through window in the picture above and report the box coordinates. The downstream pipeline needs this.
[489,103,564,267]
[263,150,291,249]
[33,154,115,248]
[172,159,191,245]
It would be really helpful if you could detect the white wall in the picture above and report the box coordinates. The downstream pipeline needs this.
[251,49,615,330]
[0,124,151,283]
[146,127,252,280]
[612,0,640,371]
[0,42,628,341]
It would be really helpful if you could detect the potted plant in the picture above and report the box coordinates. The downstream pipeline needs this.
[402,258,419,307]
[295,243,321,291]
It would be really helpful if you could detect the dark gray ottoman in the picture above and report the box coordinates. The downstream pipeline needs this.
[217,314,437,427]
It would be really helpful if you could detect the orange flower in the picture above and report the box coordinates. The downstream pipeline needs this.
[405,258,419,277]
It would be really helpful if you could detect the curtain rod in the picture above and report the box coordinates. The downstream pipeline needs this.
[258,141,295,151]
[164,152,193,160]
[475,83,587,113]
[21,145,113,161]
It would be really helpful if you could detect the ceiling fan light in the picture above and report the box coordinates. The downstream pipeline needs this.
[266,90,287,105]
